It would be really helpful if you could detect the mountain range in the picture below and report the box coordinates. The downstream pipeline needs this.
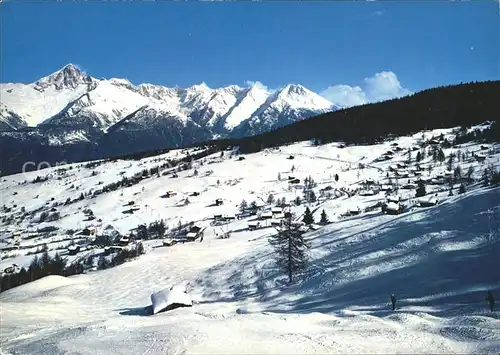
[0,64,339,174]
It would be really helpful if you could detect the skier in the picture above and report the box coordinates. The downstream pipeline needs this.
[486,291,495,312]
[391,294,397,311]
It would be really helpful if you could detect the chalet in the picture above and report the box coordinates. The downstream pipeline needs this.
[213,214,223,221]
[260,211,273,220]
[119,236,131,246]
[364,178,376,185]
[163,238,177,247]
[189,192,200,197]
[287,155,295,160]
[480,145,490,150]
[396,170,409,178]
[162,191,177,198]
[82,227,97,236]
[387,195,401,204]
[67,245,80,255]
[289,178,300,184]
[418,197,439,207]
[380,184,393,192]
[394,146,404,152]
[186,225,204,242]
[359,189,376,196]
[248,221,261,231]
[270,219,282,227]
[237,156,246,161]
[271,207,283,215]
[402,183,417,190]
[475,153,487,162]
[346,207,361,216]
[382,202,404,215]
[390,142,399,147]
[215,198,224,206]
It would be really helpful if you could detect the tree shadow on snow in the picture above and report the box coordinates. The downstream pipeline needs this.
[195,187,500,320]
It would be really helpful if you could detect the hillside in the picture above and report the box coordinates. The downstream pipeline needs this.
[1,123,499,354]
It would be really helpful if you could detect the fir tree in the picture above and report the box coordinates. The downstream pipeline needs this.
[303,207,314,225]
[239,199,248,213]
[459,183,466,194]
[320,209,329,224]
[295,196,301,206]
[415,180,426,197]
[268,214,309,284]
[267,193,275,205]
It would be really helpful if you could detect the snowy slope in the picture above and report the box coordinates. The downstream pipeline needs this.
[0,125,499,354]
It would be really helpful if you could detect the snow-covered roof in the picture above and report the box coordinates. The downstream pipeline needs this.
[387,195,400,203]
[186,232,197,238]
[386,202,400,211]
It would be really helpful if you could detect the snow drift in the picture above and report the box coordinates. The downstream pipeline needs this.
[150,284,193,315]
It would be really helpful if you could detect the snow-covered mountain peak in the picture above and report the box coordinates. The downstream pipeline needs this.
[34,63,94,91]
[274,84,334,110]
[189,82,211,92]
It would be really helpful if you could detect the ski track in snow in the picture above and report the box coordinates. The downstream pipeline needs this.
[1,127,500,354]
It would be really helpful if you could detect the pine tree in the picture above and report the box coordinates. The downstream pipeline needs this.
[51,252,66,275]
[295,196,301,206]
[240,199,248,213]
[447,153,455,171]
[467,166,475,181]
[415,180,426,197]
[28,255,41,281]
[438,149,446,164]
[335,174,339,182]
[459,183,466,194]
[268,215,309,284]
[267,193,275,205]
[320,209,329,224]
[277,172,281,181]
[303,207,314,225]
[416,151,422,162]
[454,165,462,180]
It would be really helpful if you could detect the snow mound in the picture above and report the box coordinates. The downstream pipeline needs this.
[150,284,193,315]
[0,275,80,302]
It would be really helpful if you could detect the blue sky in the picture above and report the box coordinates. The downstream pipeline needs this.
[2,0,499,106]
